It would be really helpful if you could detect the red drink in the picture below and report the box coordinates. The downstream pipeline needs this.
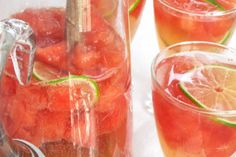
[0,6,131,157]
[129,0,146,39]
[154,0,236,48]
[84,0,146,40]
[152,42,236,157]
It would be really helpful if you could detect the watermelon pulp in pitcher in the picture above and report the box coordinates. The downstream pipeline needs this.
[0,6,131,157]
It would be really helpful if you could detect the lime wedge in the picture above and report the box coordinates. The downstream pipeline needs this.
[129,0,142,13]
[179,65,236,127]
[33,61,63,81]
[46,75,100,106]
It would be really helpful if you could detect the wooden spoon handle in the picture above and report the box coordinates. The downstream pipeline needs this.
[66,0,91,50]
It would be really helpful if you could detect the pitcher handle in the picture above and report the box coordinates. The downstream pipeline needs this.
[0,19,36,85]
[0,19,45,157]
[0,21,16,81]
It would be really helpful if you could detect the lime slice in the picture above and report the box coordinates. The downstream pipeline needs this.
[204,0,225,11]
[219,29,233,45]
[129,0,142,14]
[46,75,100,107]
[179,65,236,127]
[33,62,99,107]
[33,61,63,81]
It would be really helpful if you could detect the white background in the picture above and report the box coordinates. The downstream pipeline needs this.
[131,0,236,156]
[132,0,162,156]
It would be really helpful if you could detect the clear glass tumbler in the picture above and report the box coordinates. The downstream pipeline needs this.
[154,0,236,49]
[129,0,146,40]
[152,41,236,157]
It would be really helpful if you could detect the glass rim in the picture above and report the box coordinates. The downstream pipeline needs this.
[156,0,236,17]
[151,41,236,117]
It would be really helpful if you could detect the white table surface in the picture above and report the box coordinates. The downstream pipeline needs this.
[131,1,236,156]
[132,0,163,156]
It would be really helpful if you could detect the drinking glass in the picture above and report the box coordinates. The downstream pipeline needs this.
[154,0,236,49]
[129,0,146,39]
[0,0,132,156]
[152,41,236,157]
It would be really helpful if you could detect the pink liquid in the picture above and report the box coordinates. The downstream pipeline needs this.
[0,7,132,157]
[152,51,236,157]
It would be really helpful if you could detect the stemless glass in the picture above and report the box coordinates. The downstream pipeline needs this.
[129,0,146,40]
[152,41,236,157]
[0,0,132,156]
[153,0,236,49]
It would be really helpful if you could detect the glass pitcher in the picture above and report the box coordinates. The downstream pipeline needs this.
[0,0,132,156]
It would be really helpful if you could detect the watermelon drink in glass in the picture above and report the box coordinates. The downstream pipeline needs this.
[129,0,146,39]
[153,0,236,49]
[84,0,146,40]
[0,0,132,157]
[152,41,236,157]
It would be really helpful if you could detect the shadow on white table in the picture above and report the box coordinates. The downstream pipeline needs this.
[131,0,164,156]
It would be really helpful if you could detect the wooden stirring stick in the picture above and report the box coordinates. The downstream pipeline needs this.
[66,0,92,50]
